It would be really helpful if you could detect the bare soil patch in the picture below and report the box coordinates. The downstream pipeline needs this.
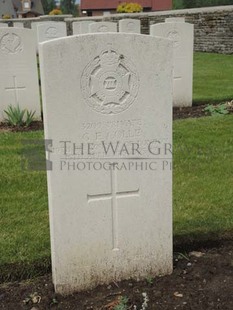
[0,241,232,309]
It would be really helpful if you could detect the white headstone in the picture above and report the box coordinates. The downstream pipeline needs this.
[39,33,173,294]
[165,17,185,23]
[0,28,41,121]
[150,22,194,107]
[37,22,67,44]
[0,23,8,28]
[119,19,141,34]
[72,21,94,35]
[13,22,24,28]
[89,22,117,33]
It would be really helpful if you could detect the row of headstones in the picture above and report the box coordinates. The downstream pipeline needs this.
[0,17,193,122]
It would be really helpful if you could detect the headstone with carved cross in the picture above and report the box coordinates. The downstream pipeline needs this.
[39,33,173,294]
[0,28,41,121]
[150,20,194,107]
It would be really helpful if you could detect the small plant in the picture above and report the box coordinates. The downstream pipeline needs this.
[49,9,63,15]
[174,252,190,261]
[204,103,229,116]
[117,2,143,13]
[146,276,153,285]
[25,110,36,127]
[4,105,35,127]
[113,296,128,310]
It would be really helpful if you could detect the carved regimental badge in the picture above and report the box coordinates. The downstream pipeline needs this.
[0,33,23,54]
[167,31,180,48]
[45,27,58,38]
[81,48,139,114]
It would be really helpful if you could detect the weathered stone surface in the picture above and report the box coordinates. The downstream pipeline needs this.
[0,23,8,27]
[0,28,41,120]
[119,19,141,33]
[13,22,24,28]
[89,22,117,33]
[165,17,185,23]
[72,21,94,34]
[37,22,67,44]
[39,33,173,294]
[150,22,194,107]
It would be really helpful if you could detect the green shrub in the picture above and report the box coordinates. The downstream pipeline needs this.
[204,103,230,116]
[117,2,143,13]
[4,105,36,127]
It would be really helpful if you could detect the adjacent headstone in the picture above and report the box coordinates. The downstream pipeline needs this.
[72,21,95,34]
[37,22,67,44]
[89,22,117,33]
[150,22,194,107]
[0,23,8,28]
[0,28,41,121]
[119,19,141,34]
[13,22,24,28]
[31,22,51,46]
[165,17,185,23]
[39,33,173,294]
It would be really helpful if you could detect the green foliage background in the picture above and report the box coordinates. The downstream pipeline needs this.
[41,0,56,14]
[60,0,78,16]
[173,0,233,9]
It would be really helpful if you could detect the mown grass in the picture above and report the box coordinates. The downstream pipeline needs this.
[0,115,233,281]
[193,53,233,104]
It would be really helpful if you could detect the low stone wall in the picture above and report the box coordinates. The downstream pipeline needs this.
[0,15,72,29]
[1,6,233,54]
[66,6,233,55]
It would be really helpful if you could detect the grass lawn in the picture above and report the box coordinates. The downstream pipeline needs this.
[193,52,233,104]
[0,115,233,281]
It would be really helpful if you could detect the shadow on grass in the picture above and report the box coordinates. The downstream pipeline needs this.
[1,231,233,284]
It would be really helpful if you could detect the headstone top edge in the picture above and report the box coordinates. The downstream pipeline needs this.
[39,32,173,48]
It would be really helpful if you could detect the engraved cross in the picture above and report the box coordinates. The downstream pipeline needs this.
[5,76,26,105]
[87,166,139,251]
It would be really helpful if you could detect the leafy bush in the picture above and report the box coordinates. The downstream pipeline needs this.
[2,15,11,19]
[204,103,230,116]
[4,105,36,127]
[117,2,143,13]
[173,0,233,9]
[49,9,63,15]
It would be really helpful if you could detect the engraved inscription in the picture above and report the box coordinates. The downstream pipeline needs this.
[87,168,140,250]
[0,33,23,54]
[81,48,139,114]
[5,76,26,104]
[98,25,108,32]
[45,27,58,38]
[167,30,180,48]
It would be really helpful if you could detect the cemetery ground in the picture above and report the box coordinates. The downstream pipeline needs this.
[0,52,233,308]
